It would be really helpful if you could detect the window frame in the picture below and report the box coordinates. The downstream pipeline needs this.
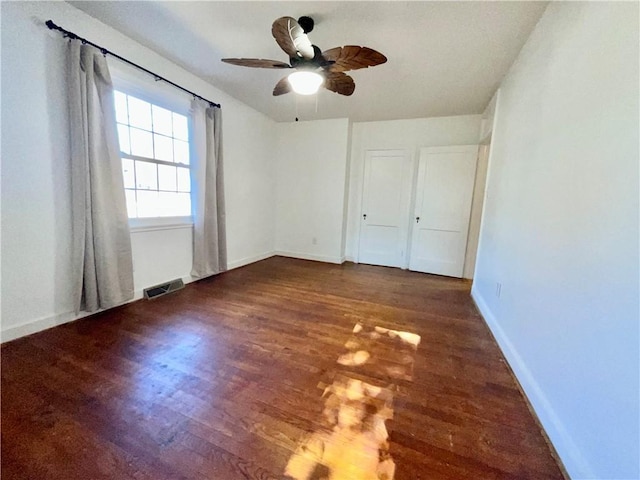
[110,63,194,231]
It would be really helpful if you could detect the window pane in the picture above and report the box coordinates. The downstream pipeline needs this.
[177,167,191,192]
[158,191,191,217]
[135,161,157,190]
[127,96,152,130]
[130,127,154,158]
[152,105,173,137]
[175,192,191,216]
[158,164,177,191]
[117,90,192,221]
[117,124,131,154]
[114,91,128,124]
[136,190,160,217]
[173,139,190,165]
[158,191,177,216]
[122,158,135,189]
[173,113,188,141]
[153,134,173,162]
[124,189,137,218]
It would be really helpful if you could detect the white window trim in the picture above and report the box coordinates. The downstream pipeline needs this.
[110,60,195,229]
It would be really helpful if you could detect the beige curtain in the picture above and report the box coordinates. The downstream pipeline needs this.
[68,41,134,313]
[190,100,227,278]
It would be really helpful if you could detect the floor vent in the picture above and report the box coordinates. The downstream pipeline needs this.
[143,279,185,300]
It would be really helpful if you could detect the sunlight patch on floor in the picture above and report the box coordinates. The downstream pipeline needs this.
[285,323,421,480]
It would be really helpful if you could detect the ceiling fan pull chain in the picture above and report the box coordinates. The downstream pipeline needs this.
[295,94,299,122]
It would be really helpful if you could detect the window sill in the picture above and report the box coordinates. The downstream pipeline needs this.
[129,216,193,233]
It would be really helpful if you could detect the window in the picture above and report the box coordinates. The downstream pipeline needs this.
[113,90,191,219]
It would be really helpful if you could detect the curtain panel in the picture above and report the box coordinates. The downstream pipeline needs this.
[190,101,227,278]
[68,41,134,313]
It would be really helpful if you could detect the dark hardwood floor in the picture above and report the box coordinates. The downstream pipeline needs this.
[1,257,565,479]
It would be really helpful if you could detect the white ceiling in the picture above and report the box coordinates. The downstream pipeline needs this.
[69,1,547,123]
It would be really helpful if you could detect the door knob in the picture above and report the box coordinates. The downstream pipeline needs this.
[416,216,420,223]
[363,214,367,220]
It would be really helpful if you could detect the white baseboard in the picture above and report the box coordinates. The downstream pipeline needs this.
[227,251,276,270]
[471,286,594,480]
[1,253,279,344]
[1,310,88,343]
[4,276,198,344]
[274,250,345,264]
[0,287,156,342]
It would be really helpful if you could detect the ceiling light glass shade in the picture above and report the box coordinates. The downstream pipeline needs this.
[288,71,323,95]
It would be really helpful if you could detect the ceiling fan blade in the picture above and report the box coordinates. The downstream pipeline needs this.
[323,72,355,96]
[221,58,292,69]
[322,46,387,72]
[273,76,292,96]
[272,16,315,60]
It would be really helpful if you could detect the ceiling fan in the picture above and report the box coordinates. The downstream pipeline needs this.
[221,16,387,97]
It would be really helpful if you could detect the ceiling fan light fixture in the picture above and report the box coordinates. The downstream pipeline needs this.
[288,71,323,95]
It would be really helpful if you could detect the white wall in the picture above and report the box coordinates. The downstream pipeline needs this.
[472,3,639,478]
[345,115,481,266]
[274,119,350,263]
[1,1,277,341]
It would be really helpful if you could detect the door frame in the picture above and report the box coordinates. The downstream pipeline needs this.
[355,148,414,267]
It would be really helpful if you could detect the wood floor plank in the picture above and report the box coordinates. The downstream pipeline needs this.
[1,257,565,479]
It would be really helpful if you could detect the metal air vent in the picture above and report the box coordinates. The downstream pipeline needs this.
[143,278,184,300]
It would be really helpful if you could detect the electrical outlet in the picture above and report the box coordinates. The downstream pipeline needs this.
[495,282,502,298]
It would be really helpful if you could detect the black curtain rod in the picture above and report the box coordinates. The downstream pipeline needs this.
[46,20,221,108]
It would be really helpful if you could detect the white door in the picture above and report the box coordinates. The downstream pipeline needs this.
[409,146,478,277]
[358,150,413,268]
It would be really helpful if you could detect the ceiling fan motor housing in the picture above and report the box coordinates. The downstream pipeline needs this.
[290,45,327,69]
